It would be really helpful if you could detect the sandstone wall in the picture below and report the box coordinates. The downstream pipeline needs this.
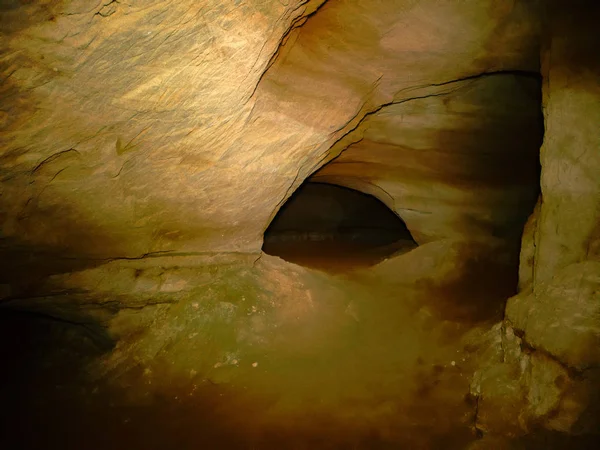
[1,0,542,263]
[478,1,600,437]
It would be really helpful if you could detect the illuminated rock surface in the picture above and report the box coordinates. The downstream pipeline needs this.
[0,0,599,449]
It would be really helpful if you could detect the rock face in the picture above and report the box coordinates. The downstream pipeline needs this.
[533,0,600,284]
[512,0,600,390]
[475,0,600,438]
[311,73,542,244]
[508,262,600,371]
[471,321,600,437]
[1,0,541,263]
[1,0,599,446]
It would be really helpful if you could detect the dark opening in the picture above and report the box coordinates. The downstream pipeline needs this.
[263,182,417,272]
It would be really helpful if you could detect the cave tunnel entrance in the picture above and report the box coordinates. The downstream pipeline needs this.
[263,182,417,272]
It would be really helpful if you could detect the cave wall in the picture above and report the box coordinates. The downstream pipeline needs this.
[1,0,599,440]
[534,1,600,284]
[1,0,321,258]
[259,0,543,246]
[474,1,600,436]
[508,0,600,374]
[1,0,543,264]
[311,73,542,244]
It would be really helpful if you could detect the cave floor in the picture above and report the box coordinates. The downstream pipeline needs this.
[0,245,597,450]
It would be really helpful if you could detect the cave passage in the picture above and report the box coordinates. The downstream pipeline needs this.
[263,182,417,271]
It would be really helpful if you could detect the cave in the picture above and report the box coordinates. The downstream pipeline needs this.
[263,182,417,271]
[1,1,600,449]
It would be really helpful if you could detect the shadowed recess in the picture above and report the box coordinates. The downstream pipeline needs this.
[262,182,417,271]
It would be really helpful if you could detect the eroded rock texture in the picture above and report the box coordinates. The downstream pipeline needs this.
[0,0,599,447]
[1,0,541,263]
[475,0,600,438]
[311,73,542,243]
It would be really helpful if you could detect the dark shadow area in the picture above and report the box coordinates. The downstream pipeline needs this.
[0,238,107,284]
[0,308,107,449]
[263,182,417,272]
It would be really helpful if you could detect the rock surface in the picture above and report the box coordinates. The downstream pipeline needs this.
[476,0,600,438]
[312,73,542,243]
[532,0,600,284]
[507,262,600,371]
[1,0,600,446]
[1,242,516,448]
[470,320,600,437]
[1,0,542,263]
